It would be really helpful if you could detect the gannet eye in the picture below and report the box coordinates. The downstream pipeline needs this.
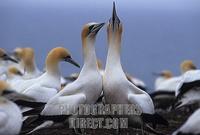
[88,25,94,32]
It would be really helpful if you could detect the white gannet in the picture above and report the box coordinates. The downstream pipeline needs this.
[11,47,41,79]
[174,69,200,109]
[153,70,173,90]
[103,2,168,130]
[0,48,18,80]
[22,22,104,134]
[5,66,23,85]
[41,22,104,115]
[0,80,23,135]
[12,47,80,102]
[172,108,200,135]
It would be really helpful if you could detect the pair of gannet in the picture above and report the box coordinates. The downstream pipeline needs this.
[173,108,200,135]
[11,47,80,102]
[174,69,200,109]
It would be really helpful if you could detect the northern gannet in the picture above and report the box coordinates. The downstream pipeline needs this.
[11,47,41,79]
[6,66,23,85]
[103,2,168,130]
[0,48,18,80]
[172,108,200,135]
[22,22,104,134]
[41,22,104,115]
[174,69,200,109]
[0,80,23,135]
[156,60,197,93]
[153,70,173,90]
[12,47,80,102]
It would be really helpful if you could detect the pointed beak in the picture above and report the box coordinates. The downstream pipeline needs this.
[109,2,121,31]
[64,57,80,68]
[2,54,18,63]
[91,23,105,34]
[152,72,163,76]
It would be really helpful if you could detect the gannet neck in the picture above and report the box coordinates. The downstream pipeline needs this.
[105,33,123,73]
[81,38,98,73]
[46,53,60,76]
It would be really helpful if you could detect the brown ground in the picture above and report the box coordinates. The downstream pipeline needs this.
[19,107,193,135]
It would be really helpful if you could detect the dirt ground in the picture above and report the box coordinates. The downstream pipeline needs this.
[19,107,193,135]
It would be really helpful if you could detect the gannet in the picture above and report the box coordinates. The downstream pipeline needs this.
[103,2,168,130]
[41,22,104,115]
[6,66,23,85]
[22,22,104,134]
[0,48,18,80]
[11,47,41,79]
[0,80,23,135]
[173,108,200,135]
[12,47,80,102]
[174,69,200,109]
[153,70,173,90]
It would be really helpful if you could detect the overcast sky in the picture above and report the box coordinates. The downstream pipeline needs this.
[1,0,200,90]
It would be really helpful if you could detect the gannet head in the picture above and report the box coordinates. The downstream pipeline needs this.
[46,47,80,69]
[180,60,196,74]
[0,48,18,63]
[107,2,122,42]
[0,80,9,96]
[13,47,24,61]
[8,66,23,76]
[153,70,173,79]
[81,22,105,42]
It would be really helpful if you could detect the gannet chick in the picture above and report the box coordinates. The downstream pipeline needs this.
[12,47,80,102]
[0,48,18,80]
[173,108,200,135]
[41,22,104,115]
[0,80,23,135]
[103,2,168,130]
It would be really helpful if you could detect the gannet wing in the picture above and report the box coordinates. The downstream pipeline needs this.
[41,93,86,115]
[23,85,58,102]
[128,93,154,114]
[0,111,8,127]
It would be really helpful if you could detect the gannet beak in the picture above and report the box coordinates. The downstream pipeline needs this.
[91,23,105,34]
[152,72,163,76]
[64,57,80,68]
[109,2,121,31]
[2,54,18,63]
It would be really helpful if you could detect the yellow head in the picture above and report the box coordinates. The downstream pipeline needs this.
[161,70,173,79]
[0,48,18,63]
[8,66,23,76]
[0,81,9,96]
[46,47,80,73]
[180,60,196,73]
[81,22,104,45]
